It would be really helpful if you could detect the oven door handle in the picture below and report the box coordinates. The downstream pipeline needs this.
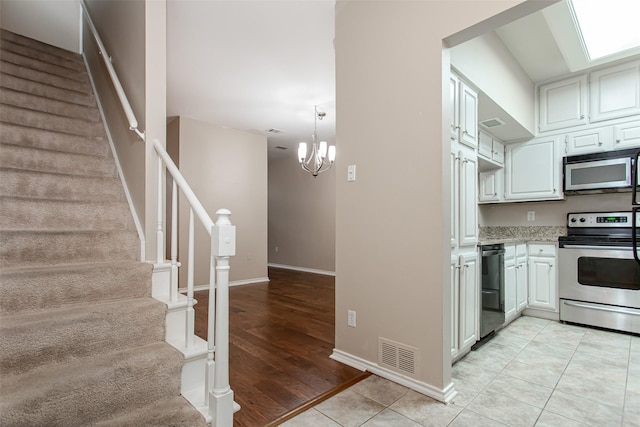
[563,301,640,316]
[560,245,634,251]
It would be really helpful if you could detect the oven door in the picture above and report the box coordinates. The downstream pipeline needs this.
[558,245,640,308]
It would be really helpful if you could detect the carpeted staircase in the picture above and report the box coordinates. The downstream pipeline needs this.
[0,29,207,426]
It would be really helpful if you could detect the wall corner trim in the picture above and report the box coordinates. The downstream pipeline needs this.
[330,349,458,404]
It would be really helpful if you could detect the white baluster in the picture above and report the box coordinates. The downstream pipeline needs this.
[170,179,178,302]
[156,157,164,263]
[205,234,216,403]
[186,208,195,348]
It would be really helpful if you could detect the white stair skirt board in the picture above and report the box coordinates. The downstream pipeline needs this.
[330,349,458,404]
[267,263,336,276]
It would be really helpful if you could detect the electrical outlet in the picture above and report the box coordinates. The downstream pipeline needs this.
[527,211,535,221]
[275,246,279,253]
[347,309,356,327]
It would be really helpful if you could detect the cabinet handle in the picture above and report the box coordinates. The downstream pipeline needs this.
[616,139,621,143]
[598,141,603,146]
[462,130,469,135]
[493,193,497,196]
[580,115,584,120]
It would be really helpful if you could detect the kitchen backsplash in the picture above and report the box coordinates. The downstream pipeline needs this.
[479,226,566,243]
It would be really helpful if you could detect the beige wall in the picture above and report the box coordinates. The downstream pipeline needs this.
[268,155,336,273]
[83,0,148,258]
[0,0,81,52]
[169,117,268,285]
[480,192,631,226]
[334,0,554,396]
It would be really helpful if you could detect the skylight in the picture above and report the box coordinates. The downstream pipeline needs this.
[569,0,640,61]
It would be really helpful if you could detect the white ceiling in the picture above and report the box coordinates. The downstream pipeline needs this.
[166,0,638,159]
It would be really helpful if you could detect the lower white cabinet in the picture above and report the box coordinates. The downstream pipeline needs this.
[451,250,478,359]
[527,243,558,312]
[504,243,528,324]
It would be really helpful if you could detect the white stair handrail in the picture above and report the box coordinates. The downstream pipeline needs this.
[152,139,237,425]
[80,0,144,141]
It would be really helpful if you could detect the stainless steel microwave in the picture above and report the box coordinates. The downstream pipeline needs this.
[563,148,638,194]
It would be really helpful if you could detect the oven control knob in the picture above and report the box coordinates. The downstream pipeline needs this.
[570,218,577,223]
[579,217,586,223]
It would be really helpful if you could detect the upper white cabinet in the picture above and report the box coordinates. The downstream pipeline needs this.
[564,126,614,155]
[458,147,478,246]
[478,130,504,166]
[450,72,478,149]
[590,61,640,123]
[614,120,640,150]
[478,169,503,204]
[539,75,588,132]
[505,136,563,201]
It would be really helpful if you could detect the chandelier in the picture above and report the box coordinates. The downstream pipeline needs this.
[297,105,336,177]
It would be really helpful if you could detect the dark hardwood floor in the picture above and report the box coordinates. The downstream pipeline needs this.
[194,267,366,426]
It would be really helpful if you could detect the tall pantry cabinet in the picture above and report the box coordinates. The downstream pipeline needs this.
[450,71,479,360]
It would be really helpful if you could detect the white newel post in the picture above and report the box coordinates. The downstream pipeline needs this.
[209,209,236,426]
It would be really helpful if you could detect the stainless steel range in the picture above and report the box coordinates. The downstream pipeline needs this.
[558,211,640,334]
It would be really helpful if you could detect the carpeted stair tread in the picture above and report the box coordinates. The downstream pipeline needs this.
[94,396,208,427]
[0,196,132,231]
[0,261,151,315]
[0,104,105,138]
[0,168,125,201]
[0,122,110,156]
[0,342,184,427]
[0,38,85,73]
[0,229,139,268]
[0,47,88,83]
[0,72,96,107]
[0,87,100,121]
[0,297,167,375]
[0,59,92,94]
[0,143,116,177]
[0,29,85,65]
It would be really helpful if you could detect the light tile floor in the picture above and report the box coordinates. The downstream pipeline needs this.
[282,316,640,427]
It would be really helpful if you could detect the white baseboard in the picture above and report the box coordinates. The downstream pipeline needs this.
[330,349,458,404]
[180,276,270,293]
[268,263,335,277]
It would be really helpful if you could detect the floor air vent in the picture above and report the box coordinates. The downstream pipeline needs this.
[378,338,419,377]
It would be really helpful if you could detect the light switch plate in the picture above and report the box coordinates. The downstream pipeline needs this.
[347,165,356,182]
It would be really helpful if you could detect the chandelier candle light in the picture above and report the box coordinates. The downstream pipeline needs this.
[298,105,336,177]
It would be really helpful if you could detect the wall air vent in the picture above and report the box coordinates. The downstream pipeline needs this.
[479,117,506,128]
[275,146,288,150]
[378,337,419,378]
[265,128,285,134]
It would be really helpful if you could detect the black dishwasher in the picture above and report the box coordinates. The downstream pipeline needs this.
[479,244,505,340]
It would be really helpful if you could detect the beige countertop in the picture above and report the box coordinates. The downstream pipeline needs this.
[478,226,565,246]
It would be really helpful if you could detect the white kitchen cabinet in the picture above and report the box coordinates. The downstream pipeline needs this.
[478,169,502,203]
[459,81,478,149]
[450,72,478,149]
[450,149,459,247]
[451,251,478,358]
[614,120,640,150]
[505,136,563,201]
[459,148,478,246]
[516,245,528,312]
[504,250,517,321]
[478,131,504,166]
[528,243,557,312]
[450,255,459,358]
[590,60,640,123]
[564,126,614,155]
[539,75,588,133]
[458,251,478,352]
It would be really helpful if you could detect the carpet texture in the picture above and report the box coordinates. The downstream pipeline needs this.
[0,29,206,426]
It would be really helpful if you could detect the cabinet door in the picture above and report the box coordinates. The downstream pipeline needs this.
[450,74,460,144]
[451,255,460,358]
[459,82,478,149]
[565,127,614,155]
[516,256,527,312]
[590,61,640,123]
[539,75,588,132]
[492,140,505,165]
[478,131,493,160]
[459,150,478,245]
[528,256,557,311]
[478,170,501,203]
[504,257,517,321]
[614,121,640,150]
[505,137,562,201]
[459,252,478,351]
[450,149,459,247]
